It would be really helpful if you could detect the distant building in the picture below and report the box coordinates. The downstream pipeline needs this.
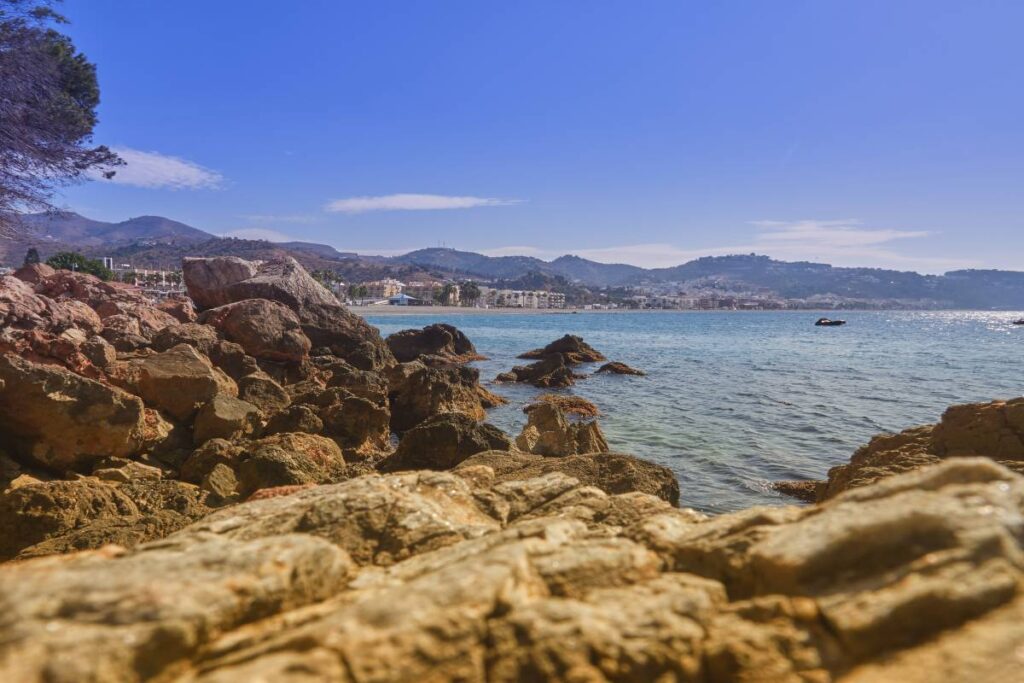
[101,257,114,269]
[362,279,404,299]
[388,293,419,306]
[479,287,566,309]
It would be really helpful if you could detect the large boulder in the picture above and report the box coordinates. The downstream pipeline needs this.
[379,413,512,472]
[0,354,146,471]
[518,334,606,364]
[192,395,262,445]
[180,256,259,310]
[182,256,395,370]
[515,402,609,456]
[389,362,491,432]
[386,323,485,364]
[109,344,238,421]
[199,298,312,363]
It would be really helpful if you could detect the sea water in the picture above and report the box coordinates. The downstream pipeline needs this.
[365,310,1024,513]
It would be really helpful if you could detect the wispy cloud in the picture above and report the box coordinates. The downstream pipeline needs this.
[96,147,223,189]
[221,228,292,242]
[750,219,929,247]
[324,193,521,214]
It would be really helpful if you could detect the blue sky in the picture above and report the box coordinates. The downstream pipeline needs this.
[56,0,1024,272]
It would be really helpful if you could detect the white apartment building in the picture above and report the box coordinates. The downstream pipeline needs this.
[479,287,566,309]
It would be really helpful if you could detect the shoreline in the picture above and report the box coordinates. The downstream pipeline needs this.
[350,305,1024,317]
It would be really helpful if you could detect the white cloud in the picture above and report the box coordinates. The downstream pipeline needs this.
[324,193,521,213]
[97,148,223,189]
[221,228,291,242]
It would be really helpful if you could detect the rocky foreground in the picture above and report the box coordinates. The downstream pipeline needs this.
[1,256,1023,681]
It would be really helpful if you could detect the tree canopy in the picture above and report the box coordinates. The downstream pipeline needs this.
[45,250,112,280]
[0,1,119,232]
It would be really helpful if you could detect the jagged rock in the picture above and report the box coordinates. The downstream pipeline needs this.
[180,255,259,310]
[386,323,486,363]
[819,398,1024,501]
[235,432,349,496]
[596,361,646,376]
[771,480,821,503]
[322,358,389,403]
[497,352,579,388]
[518,334,607,364]
[516,402,609,456]
[183,256,394,370]
[151,322,261,380]
[91,458,164,483]
[389,361,491,432]
[319,394,391,461]
[0,353,146,471]
[192,395,262,445]
[80,334,116,368]
[457,450,680,505]
[2,460,1023,682]
[264,403,324,435]
[380,413,512,472]
[199,298,312,363]
[155,296,196,323]
[236,371,291,412]
[109,343,238,421]
[12,261,55,283]
[0,477,210,560]
[526,393,600,417]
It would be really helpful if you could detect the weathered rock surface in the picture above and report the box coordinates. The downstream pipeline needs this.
[389,361,491,431]
[386,323,485,364]
[516,402,609,456]
[109,344,238,421]
[379,413,512,472]
[180,256,259,310]
[192,395,261,445]
[496,352,579,388]
[199,298,312,362]
[0,477,210,560]
[457,450,681,505]
[526,393,601,417]
[819,397,1024,500]
[3,459,1019,682]
[0,353,146,470]
[518,334,606,364]
[596,360,646,376]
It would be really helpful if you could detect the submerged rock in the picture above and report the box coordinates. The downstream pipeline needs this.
[596,361,646,376]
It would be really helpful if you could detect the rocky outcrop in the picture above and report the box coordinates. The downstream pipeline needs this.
[596,361,646,376]
[496,352,579,388]
[379,413,512,472]
[183,256,394,370]
[516,402,609,456]
[0,353,146,471]
[818,397,1024,501]
[4,459,1020,682]
[518,334,606,364]
[386,323,486,364]
[192,395,261,445]
[199,298,312,363]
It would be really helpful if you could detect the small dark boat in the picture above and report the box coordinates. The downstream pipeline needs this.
[815,317,846,327]
[1013,319,1024,325]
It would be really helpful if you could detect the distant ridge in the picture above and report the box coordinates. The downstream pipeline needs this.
[2,212,1024,308]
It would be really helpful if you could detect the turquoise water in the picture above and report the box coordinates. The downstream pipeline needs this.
[364,311,1024,513]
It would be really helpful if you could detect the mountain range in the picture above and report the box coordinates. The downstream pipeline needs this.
[3,212,1024,308]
